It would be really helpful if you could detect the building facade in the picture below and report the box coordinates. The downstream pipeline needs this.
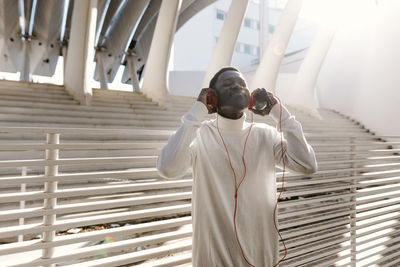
[170,0,316,96]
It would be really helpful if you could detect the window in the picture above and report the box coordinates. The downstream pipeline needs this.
[269,0,288,9]
[268,25,275,33]
[244,18,260,30]
[216,10,225,20]
[244,18,252,28]
[235,42,259,56]
[235,43,241,52]
[244,44,252,54]
[235,43,244,53]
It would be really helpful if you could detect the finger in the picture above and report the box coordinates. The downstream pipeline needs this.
[208,88,217,95]
[202,88,210,95]
[208,107,217,114]
[250,108,264,116]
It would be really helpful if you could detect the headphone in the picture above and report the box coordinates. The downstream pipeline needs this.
[212,91,287,267]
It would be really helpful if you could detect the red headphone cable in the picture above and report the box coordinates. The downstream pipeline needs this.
[217,112,255,267]
[273,97,288,267]
[215,98,287,267]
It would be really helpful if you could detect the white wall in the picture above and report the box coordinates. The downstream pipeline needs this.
[173,4,217,70]
[169,70,205,96]
[317,0,400,136]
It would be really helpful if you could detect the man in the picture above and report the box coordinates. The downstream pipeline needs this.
[157,67,317,266]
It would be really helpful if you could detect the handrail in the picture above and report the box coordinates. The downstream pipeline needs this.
[0,127,174,135]
[0,127,399,266]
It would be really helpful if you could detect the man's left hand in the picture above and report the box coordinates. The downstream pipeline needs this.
[250,89,278,116]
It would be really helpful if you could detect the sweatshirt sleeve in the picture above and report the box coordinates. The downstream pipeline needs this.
[269,104,318,175]
[157,101,209,179]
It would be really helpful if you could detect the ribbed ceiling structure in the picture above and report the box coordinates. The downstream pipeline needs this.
[0,0,215,84]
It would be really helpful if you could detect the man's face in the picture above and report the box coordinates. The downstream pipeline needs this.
[214,70,250,113]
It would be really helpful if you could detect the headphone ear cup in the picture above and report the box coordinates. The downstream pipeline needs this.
[207,92,218,109]
[265,94,273,109]
[248,94,256,110]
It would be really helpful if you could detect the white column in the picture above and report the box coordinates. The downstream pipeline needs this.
[259,0,269,59]
[64,0,97,105]
[202,0,250,88]
[96,52,108,89]
[127,54,140,92]
[20,39,31,82]
[61,45,67,82]
[141,0,182,107]
[251,0,303,93]
[285,25,336,119]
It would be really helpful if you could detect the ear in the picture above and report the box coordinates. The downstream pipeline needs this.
[206,88,218,111]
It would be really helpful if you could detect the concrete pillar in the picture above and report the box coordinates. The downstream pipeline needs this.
[202,0,249,88]
[251,0,303,93]
[127,54,140,92]
[20,39,31,82]
[286,25,336,119]
[259,0,269,59]
[96,52,108,89]
[61,45,67,82]
[141,0,182,107]
[64,0,97,105]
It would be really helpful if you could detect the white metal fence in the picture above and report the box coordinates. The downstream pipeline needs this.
[0,127,399,266]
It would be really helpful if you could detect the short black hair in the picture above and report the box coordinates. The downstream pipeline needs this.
[209,66,240,89]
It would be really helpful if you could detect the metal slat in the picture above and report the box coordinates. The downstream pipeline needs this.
[280,210,353,229]
[280,218,351,240]
[0,204,191,238]
[279,200,354,219]
[354,220,398,241]
[8,229,192,267]
[66,240,192,267]
[0,168,168,185]
[0,180,192,203]
[135,252,192,267]
[381,252,400,267]
[0,127,174,135]
[0,156,157,168]
[0,217,192,256]
[0,192,192,221]
[282,225,350,250]
[358,243,400,267]
[284,235,351,262]
[356,234,400,258]
[280,171,400,188]
[283,242,352,267]
[0,142,165,150]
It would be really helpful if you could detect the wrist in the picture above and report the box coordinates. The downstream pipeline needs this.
[190,101,209,121]
[269,103,291,123]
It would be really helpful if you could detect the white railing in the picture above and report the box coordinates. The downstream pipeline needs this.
[0,127,399,266]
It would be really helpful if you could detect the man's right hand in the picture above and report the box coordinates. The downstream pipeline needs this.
[197,88,218,114]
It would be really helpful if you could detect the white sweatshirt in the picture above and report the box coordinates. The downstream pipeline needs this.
[157,101,317,267]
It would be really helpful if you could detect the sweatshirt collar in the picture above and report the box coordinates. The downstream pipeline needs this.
[215,112,248,131]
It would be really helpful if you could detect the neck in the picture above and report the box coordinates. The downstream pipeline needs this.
[217,108,245,120]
